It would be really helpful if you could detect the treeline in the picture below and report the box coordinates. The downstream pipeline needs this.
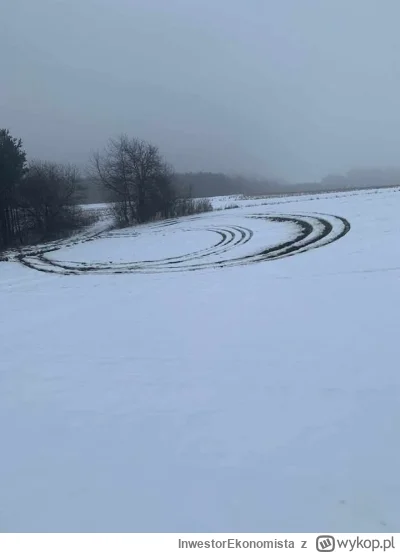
[173,169,400,198]
[0,129,95,251]
[281,169,400,195]
[173,173,280,198]
[172,168,400,197]
[320,168,400,190]
[0,130,213,251]
[83,171,282,204]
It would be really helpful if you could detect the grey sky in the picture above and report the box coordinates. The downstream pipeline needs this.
[1,0,400,182]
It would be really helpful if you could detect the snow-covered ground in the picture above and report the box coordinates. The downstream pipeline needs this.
[1,187,400,532]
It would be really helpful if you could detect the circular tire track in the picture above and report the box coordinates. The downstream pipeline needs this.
[16,212,350,275]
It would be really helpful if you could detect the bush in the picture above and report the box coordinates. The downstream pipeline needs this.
[108,202,132,228]
[19,206,99,245]
[106,196,213,229]
[195,198,213,213]
[49,206,99,236]
[171,197,213,218]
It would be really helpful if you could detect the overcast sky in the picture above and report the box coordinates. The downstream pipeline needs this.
[1,0,400,182]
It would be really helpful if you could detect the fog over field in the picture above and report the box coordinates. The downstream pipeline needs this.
[2,0,400,183]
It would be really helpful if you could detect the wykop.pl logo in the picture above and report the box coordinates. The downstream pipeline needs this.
[316,536,336,552]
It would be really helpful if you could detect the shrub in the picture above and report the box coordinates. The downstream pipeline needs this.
[172,197,213,218]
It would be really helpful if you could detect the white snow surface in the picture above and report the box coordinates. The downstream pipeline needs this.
[1,187,400,531]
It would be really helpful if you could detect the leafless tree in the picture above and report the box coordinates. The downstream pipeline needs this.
[92,135,175,225]
[18,161,85,237]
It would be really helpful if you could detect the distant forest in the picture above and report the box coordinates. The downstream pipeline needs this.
[82,172,283,204]
[83,167,400,204]
[290,168,400,195]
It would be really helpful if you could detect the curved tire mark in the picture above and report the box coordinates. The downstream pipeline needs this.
[16,213,350,275]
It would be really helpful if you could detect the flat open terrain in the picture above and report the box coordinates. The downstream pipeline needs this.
[1,187,400,532]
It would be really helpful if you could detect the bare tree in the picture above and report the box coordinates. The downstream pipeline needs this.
[18,161,85,237]
[92,135,175,225]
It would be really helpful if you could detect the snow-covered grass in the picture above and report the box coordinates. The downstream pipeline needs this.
[1,187,400,532]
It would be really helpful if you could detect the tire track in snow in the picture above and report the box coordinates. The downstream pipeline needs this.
[15,213,350,275]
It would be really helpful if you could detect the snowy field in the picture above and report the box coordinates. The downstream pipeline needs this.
[1,187,400,532]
